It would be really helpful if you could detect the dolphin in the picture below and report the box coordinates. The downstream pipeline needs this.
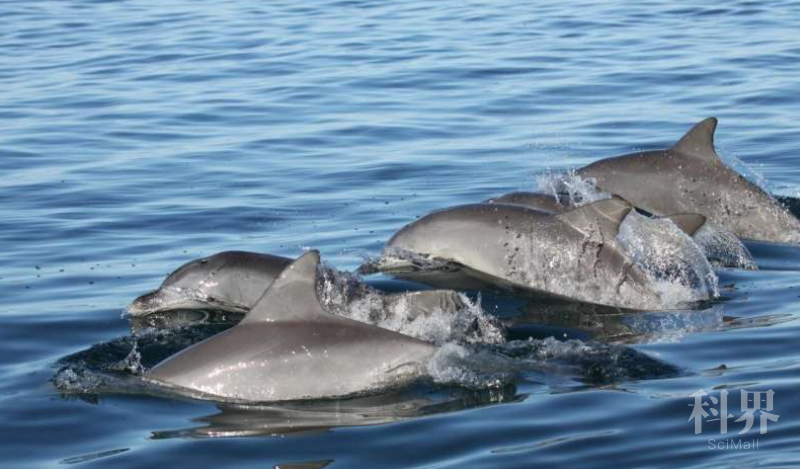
[377,198,665,310]
[485,191,755,269]
[127,251,292,316]
[129,250,472,328]
[146,251,437,402]
[575,118,800,244]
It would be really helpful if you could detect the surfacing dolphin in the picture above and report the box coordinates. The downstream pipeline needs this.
[146,251,437,402]
[129,250,471,326]
[485,191,756,269]
[128,251,291,316]
[376,198,665,310]
[575,117,800,244]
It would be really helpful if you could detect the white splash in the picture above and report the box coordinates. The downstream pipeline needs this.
[537,171,720,308]
[617,211,719,306]
[317,266,505,346]
[692,223,757,270]
[426,343,516,389]
[536,169,611,206]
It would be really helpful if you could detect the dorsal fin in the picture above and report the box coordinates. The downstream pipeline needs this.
[671,117,720,162]
[557,196,632,239]
[661,213,707,236]
[241,250,329,324]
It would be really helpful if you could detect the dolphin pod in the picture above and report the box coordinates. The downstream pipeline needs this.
[576,118,800,244]
[146,251,436,402]
[121,117,798,403]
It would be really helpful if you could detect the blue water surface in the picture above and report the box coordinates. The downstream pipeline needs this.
[2,0,800,467]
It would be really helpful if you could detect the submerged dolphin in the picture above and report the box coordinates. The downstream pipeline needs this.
[129,250,471,325]
[146,251,437,402]
[575,118,800,244]
[128,251,292,316]
[378,198,664,310]
[485,191,755,269]
[485,191,704,234]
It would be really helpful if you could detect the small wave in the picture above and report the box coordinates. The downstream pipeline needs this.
[427,336,681,390]
[536,169,611,206]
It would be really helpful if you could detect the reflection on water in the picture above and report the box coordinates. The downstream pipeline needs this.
[150,385,520,439]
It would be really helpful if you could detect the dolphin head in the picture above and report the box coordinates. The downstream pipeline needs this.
[126,252,242,316]
[127,287,213,316]
[379,208,497,291]
[126,255,222,316]
[127,251,292,316]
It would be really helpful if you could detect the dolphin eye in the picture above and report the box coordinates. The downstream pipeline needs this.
[200,259,209,264]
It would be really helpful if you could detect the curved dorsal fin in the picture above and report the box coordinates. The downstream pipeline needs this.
[242,250,329,324]
[661,213,707,236]
[557,196,632,239]
[671,117,720,162]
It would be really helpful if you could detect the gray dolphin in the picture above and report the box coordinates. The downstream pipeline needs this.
[575,118,800,244]
[378,198,664,310]
[129,250,471,328]
[146,251,437,402]
[486,191,755,269]
[127,251,292,316]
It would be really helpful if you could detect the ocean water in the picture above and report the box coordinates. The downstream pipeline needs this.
[2,0,800,467]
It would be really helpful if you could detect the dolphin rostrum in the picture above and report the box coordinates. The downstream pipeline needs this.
[128,251,292,316]
[575,118,800,244]
[146,251,437,402]
[378,198,665,310]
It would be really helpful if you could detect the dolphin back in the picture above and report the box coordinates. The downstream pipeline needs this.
[146,251,436,402]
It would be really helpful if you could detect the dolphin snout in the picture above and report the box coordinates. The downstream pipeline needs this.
[127,290,162,316]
